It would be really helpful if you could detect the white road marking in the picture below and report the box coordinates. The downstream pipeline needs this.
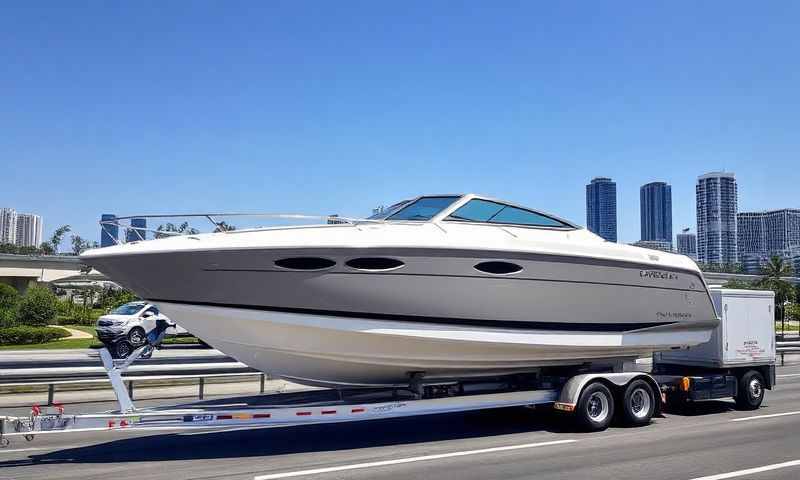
[687,459,800,479]
[777,373,800,378]
[0,447,46,454]
[253,439,577,480]
[731,410,800,422]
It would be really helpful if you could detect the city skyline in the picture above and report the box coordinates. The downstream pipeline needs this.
[0,208,43,247]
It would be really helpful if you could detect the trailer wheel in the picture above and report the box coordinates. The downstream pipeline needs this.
[575,382,614,431]
[735,370,765,410]
[128,327,146,346]
[620,379,655,426]
[114,340,134,359]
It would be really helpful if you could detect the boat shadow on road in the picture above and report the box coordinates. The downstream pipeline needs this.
[0,400,743,467]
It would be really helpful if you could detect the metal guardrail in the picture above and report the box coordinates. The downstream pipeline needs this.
[1,371,271,406]
[0,354,262,405]
[777,340,800,366]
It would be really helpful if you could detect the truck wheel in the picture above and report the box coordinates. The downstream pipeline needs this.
[128,327,146,346]
[115,340,134,359]
[735,370,765,410]
[620,379,655,426]
[575,382,614,432]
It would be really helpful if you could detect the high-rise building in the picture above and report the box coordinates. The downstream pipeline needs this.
[126,218,147,242]
[676,228,697,260]
[15,213,43,247]
[586,177,617,242]
[100,214,119,247]
[0,208,17,245]
[640,182,672,247]
[737,209,800,274]
[696,172,738,265]
[631,240,673,253]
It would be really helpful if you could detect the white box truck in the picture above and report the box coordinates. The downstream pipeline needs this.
[654,287,776,409]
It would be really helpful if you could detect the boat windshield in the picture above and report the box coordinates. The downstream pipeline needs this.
[371,196,460,221]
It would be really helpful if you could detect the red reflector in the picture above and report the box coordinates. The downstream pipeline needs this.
[217,415,233,420]
[296,411,312,416]
[321,410,337,415]
[253,413,271,419]
[351,408,365,413]
[108,421,115,428]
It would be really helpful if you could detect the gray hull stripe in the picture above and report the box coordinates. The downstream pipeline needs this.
[150,299,676,333]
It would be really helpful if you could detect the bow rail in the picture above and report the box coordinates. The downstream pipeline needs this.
[99,212,377,246]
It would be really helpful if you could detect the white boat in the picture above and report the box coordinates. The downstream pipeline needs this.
[81,194,719,387]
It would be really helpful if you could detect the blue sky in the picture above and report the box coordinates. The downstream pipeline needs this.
[2,2,799,246]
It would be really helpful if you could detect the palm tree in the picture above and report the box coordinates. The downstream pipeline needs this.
[155,222,200,239]
[49,225,71,254]
[213,221,236,233]
[757,256,796,322]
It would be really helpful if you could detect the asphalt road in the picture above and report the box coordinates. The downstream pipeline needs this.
[2,365,800,480]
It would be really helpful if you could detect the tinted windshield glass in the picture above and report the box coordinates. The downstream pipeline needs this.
[111,303,145,315]
[367,200,412,220]
[446,199,568,227]
[387,196,459,221]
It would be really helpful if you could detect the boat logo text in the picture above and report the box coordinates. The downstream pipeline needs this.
[640,270,678,281]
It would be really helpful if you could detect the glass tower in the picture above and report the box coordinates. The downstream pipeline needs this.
[696,172,738,265]
[640,182,672,247]
[586,177,617,242]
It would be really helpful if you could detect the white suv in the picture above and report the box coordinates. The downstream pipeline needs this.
[96,301,186,347]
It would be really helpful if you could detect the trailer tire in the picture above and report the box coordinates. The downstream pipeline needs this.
[114,340,134,359]
[620,379,655,426]
[735,370,765,410]
[128,327,146,346]
[574,382,614,432]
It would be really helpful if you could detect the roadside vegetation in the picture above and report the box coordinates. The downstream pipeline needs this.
[0,282,203,349]
[722,256,800,334]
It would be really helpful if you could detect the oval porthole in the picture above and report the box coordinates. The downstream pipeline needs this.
[274,257,336,271]
[345,257,405,271]
[474,261,523,275]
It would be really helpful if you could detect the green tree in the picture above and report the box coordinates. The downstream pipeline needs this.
[49,225,71,254]
[757,256,796,305]
[0,283,20,327]
[723,279,756,290]
[70,235,99,255]
[213,221,236,232]
[155,222,199,239]
[16,285,59,326]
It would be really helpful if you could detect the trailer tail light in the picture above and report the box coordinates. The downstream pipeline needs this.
[680,377,691,392]
[553,402,575,412]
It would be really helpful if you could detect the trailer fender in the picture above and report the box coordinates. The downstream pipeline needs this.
[554,373,661,415]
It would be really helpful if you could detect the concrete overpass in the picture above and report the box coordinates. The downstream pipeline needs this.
[0,253,86,293]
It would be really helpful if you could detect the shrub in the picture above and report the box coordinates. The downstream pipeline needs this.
[0,326,71,345]
[0,283,19,328]
[16,285,59,326]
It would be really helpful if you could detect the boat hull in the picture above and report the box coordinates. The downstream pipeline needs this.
[157,301,715,387]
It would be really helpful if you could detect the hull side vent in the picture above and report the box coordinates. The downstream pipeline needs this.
[345,257,405,271]
[474,261,523,275]
[275,257,336,271]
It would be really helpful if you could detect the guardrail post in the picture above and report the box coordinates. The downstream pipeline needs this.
[47,384,55,406]
[260,374,265,394]
[199,377,205,400]
[127,380,134,400]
